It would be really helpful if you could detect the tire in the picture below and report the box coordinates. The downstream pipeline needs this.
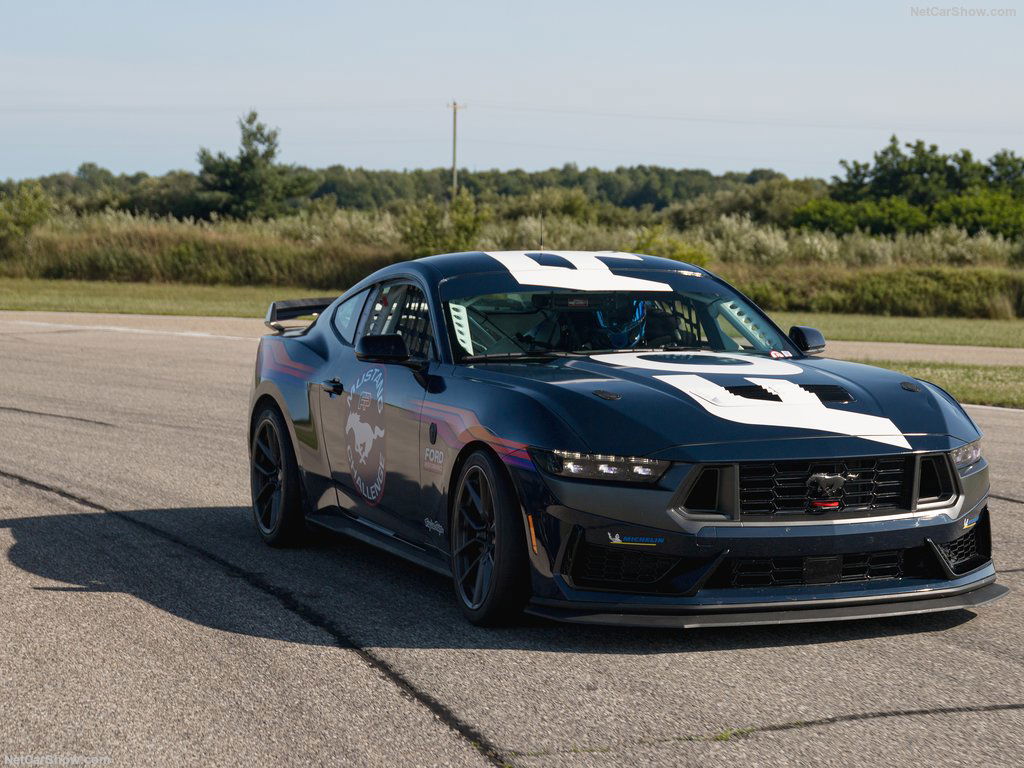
[450,449,530,625]
[250,406,306,547]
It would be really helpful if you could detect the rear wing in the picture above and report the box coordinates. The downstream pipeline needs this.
[264,297,336,334]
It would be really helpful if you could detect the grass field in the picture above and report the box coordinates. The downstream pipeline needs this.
[864,359,1024,408]
[2,278,1022,348]
[0,278,334,318]
[772,311,1024,348]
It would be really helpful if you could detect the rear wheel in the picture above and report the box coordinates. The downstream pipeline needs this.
[250,406,305,546]
[450,450,530,625]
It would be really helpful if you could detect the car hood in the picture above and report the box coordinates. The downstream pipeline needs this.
[465,351,981,461]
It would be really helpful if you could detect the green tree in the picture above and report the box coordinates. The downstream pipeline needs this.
[197,111,318,219]
[0,182,53,256]
[831,136,989,206]
[932,190,1024,239]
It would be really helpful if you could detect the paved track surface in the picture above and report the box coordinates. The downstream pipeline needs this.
[0,311,1022,767]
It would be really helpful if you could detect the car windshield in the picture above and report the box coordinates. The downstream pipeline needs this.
[441,271,796,361]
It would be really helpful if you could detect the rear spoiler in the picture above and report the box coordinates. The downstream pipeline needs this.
[264,297,336,333]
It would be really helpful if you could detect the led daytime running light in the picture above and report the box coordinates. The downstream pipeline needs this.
[531,449,670,483]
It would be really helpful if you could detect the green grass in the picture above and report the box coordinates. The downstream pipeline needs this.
[0,278,334,317]
[772,312,1024,348]
[864,359,1024,408]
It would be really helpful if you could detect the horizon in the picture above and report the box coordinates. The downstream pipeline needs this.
[2,0,1021,181]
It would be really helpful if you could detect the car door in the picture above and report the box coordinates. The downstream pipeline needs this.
[319,280,434,540]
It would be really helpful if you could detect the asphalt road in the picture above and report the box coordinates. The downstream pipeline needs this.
[1,311,1022,767]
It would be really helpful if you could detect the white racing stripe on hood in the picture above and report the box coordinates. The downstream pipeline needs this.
[656,374,912,449]
[485,251,673,291]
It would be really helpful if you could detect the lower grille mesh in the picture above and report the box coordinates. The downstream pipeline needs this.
[569,541,680,589]
[937,527,984,574]
[716,550,912,588]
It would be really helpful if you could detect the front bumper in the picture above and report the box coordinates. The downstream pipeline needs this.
[508,452,1006,628]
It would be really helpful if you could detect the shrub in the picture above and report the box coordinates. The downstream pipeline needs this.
[722,265,1024,318]
[630,225,709,266]
[665,177,827,228]
[932,189,1024,239]
[0,183,53,256]
[791,196,929,235]
[397,190,491,256]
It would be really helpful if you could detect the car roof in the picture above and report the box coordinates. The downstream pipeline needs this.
[343,250,710,299]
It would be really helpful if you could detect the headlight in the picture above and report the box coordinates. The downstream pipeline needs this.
[951,439,982,469]
[529,449,670,483]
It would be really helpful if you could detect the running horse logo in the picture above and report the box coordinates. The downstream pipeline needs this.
[807,472,855,497]
[346,413,385,465]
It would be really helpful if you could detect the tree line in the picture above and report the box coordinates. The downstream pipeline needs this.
[2,112,1024,240]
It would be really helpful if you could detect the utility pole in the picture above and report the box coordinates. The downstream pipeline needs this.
[448,100,463,198]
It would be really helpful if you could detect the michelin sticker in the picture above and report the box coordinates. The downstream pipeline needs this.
[346,366,387,503]
[486,251,673,292]
[608,532,665,547]
[590,351,911,449]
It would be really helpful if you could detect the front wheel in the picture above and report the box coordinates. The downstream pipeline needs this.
[450,450,530,625]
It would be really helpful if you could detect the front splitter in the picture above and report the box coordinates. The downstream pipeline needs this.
[525,580,1009,629]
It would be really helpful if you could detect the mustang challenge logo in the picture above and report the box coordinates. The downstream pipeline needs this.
[346,366,386,504]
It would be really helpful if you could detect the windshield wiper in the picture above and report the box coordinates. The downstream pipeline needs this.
[570,345,703,355]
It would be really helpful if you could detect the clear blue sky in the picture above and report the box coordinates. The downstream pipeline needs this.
[1,0,1020,180]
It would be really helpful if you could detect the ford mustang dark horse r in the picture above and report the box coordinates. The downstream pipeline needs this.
[248,251,1007,626]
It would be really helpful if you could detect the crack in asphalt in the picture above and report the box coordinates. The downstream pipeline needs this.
[0,468,510,768]
[0,405,117,427]
[510,702,1024,758]
[992,493,1024,505]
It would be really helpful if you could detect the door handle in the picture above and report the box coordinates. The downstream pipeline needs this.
[321,378,344,396]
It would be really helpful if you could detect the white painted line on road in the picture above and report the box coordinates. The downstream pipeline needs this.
[2,320,256,341]
[964,403,1024,413]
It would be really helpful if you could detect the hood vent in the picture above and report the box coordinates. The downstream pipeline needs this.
[803,384,855,403]
[725,383,854,404]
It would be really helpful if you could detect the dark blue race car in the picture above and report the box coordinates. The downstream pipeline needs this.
[248,250,1007,627]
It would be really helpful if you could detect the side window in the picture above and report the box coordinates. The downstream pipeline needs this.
[360,283,436,359]
[332,288,369,344]
[398,285,435,359]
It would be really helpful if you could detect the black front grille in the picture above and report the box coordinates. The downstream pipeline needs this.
[710,548,935,589]
[571,543,678,586]
[739,456,911,517]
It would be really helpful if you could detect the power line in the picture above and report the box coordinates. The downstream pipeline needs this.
[0,100,1018,137]
[470,101,1023,137]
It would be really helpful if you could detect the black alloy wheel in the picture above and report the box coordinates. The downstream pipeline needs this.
[250,407,305,546]
[453,464,496,609]
[451,450,530,624]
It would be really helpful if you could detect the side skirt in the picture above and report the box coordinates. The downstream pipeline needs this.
[306,512,453,578]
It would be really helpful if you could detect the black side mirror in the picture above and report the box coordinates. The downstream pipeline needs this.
[789,325,826,355]
[355,333,410,363]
